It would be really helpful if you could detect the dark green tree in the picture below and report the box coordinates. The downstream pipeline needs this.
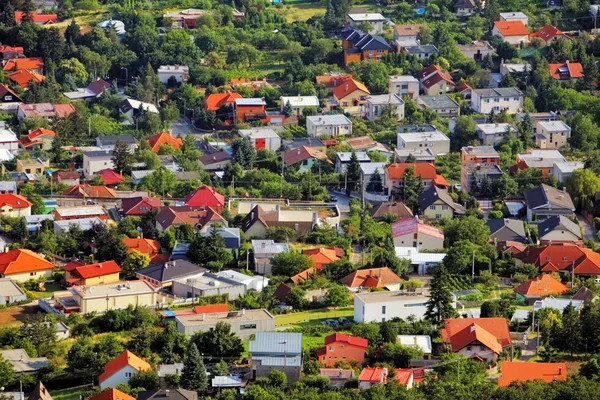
[180,343,208,391]
[425,266,458,326]
[402,166,424,215]
[366,168,383,193]
[231,137,256,168]
[193,322,244,359]
[346,152,362,192]
[282,101,293,117]
[112,138,134,174]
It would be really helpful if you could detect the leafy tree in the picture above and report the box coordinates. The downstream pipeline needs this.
[267,370,287,389]
[212,360,229,377]
[265,227,296,242]
[566,168,600,214]
[19,183,45,214]
[193,322,244,359]
[552,303,581,356]
[325,284,350,307]
[351,322,382,345]
[129,370,159,390]
[180,343,208,391]
[282,101,293,117]
[402,166,424,215]
[366,169,383,193]
[425,266,458,325]
[285,287,308,310]
[443,216,490,247]
[112,138,134,174]
[373,250,410,276]
[496,41,518,60]
[270,252,313,276]
[0,354,14,388]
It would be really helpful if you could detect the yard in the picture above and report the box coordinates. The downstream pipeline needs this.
[275,307,354,328]
[50,385,94,400]
[0,305,39,327]
[30,281,63,299]
[280,3,327,22]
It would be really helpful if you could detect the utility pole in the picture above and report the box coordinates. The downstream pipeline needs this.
[471,250,475,281]
[280,156,284,198]
[360,173,365,209]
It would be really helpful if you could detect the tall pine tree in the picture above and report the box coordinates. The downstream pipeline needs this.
[366,168,383,193]
[112,138,133,174]
[346,151,362,192]
[180,343,208,391]
[425,265,458,326]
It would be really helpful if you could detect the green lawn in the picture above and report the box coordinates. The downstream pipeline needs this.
[31,282,63,299]
[282,3,326,22]
[275,307,354,327]
[51,385,93,400]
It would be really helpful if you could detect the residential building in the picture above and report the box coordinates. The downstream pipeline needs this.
[157,65,189,84]
[16,158,48,175]
[202,227,241,252]
[418,185,464,220]
[183,186,225,210]
[371,201,413,220]
[83,150,115,179]
[531,25,571,43]
[454,0,477,16]
[524,184,574,221]
[315,75,354,92]
[549,62,583,81]
[283,145,331,172]
[498,362,566,386]
[340,29,392,66]
[210,377,243,393]
[52,206,109,221]
[0,83,22,113]
[146,131,182,153]
[320,369,355,388]
[14,11,57,24]
[98,351,151,390]
[7,69,44,89]
[279,96,319,116]
[121,196,162,216]
[17,103,76,121]
[476,123,515,146]
[331,78,370,115]
[492,21,530,46]
[334,151,370,173]
[354,291,437,322]
[0,181,16,194]
[403,44,439,59]
[538,215,582,244]
[306,115,353,137]
[499,12,529,25]
[534,296,584,313]
[471,88,523,114]
[515,243,600,277]
[347,13,386,34]
[441,318,511,363]
[341,267,403,291]
[25,215,53,235]
[462,164,504,195]
[395,246,446,274]
[572,286,598,303]
[303,247,344,270]
[2,57,44,74]
[239,128,282,152]
[486,219,528,244]
[70,281,165,314]
[500,61,530,76]
[163,8,205,28]
[62,184,117,199]
[0,122,19,153]
[203,91,241,113]
[52,171,79,186]
[171,271,246,300]
[317,333,368,367]
[234,98,266,122]
[388,75,419,100]
[64,261,121,286]
[535,120,571,149]
[385,163,449,196]
[365,94,405,121]
[391,217,444,250]
[0,349,49,373]
[0,278,27,305]
[96,135,139,152]
[252,240,289,275]
[397,128,450,156]
[241,204,318,238]
[457,41,495,61]
[0,193,32,217]
[358,367,416,389]
[419,65,455,96]
[95,169,123,186]
[397,335,433,359]
[249,332,303,384]
[510,150,566,178]
[54,217,107,235]
[63,79,112,102]
[214,269,267,291]
[136,260,206,288]
[123,238,163,264]
[0,45,24,59]
[361,162,387,190]
[417,95,460,117]
[553,161,584,183]
[514,274,569,304]
[393,148,436,163]
[155,206,226,232]
[19,128,55,151]
[345,136,391,156]
[118,99,159,123]
[90,389,135,400]
[393,24,426,48]
[176,308,275,339]
[198,151,232,171]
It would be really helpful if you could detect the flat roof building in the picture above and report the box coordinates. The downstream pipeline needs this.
[175,308,275,339]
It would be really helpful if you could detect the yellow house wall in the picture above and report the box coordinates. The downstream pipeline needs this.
[4,268,53,283]
[81,273,121,286]
[422,200,453,220]
[80,292,158,313]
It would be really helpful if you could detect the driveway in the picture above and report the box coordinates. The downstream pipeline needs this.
[169,116,202,137]
[578,213,599,243]
[327,189,351,213]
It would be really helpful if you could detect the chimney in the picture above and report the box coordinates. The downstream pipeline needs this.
[563,187,566,193]
[559,366,563,375]
[345,84,349,92]
[242,308,246,315]
[467,146,473,151]
[99,263,102,268]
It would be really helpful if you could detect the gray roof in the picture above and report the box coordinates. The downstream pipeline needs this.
[419,95,459,109]
[553,161,584,174]
[336,152,370,163]
[249,332,302,355]
[157,363,184,377]
[419,185,457,211]
[235,98,266,106]
[0,181,17,191]
[138,389,197,400]
[486,218,527,242]
[54,218,106,232]
[365,94,404,105]
[0,349,49,373]
[199,151,231,165]
[136,260,207,283]
[397,124,440,133]
[96,135,139,146]
[0,278,26,297]
[473,88,522,97]
[534,296,584,312]
[404,45,439,54]
[83,149,113,158]
[538,215,581,239]
[282,138,326,150]
[524,184,574,210]
[252,240,289,255]
[517,150,566,168]
[212,376,243,387]
[464,164,504,176]
[360,162,387,175]
[307,115,352,126]
[252,355,302,367]
[25,214,54,224]
[202,227,240,249]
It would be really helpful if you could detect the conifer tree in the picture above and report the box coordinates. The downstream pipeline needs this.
[425,265,458,326]
[366,168,383,193]
[180,343,207,391]
[346,151,362,192]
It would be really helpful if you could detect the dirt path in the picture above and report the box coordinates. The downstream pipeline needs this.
[0,305,39,326]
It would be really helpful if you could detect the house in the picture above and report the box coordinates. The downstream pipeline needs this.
[234,98,266,122]
[572,286,598,303]
[199,151,232,171]
[306,115,353,138]
[462,163,504,195]
[441,318,512,364]
[553,161,584,183]
[395,246,446,274]
[492,21,530,46]
[249,332,303,384]
[524,184,575,222]
[176,308,275,339]
[454,0,477,16]
[471,88,523,114]
[98,351,151,389]
[279,96,319,116]
[510,150,566,178]
[385,163,449,196]
[146,131,183,153]
[163,8,205,28]
[417,95,460,117]
[98,18,126,34]
[535,120,571,149]
[64,260,122,287]
[14,11,57,24]
[0,181,16,194]
[26,214,53,235]
[499,12,529,25]
[340,29,392,66]
[215,269,268,291]
[0,45,24,60]
[50,171,78,187]
[121,196,162,216]
[136,260,206,288]
[320,369,355,388]
[476,123,515,146]
[500,61,530,77]
[155,206,226,232]
[498,362,567,386]
[19,128,55,151]
[0,249,54,282]
[530,25,571,44]
[282,138,327,152]
[157,65,189,84]
[71,280,164,314]
[403,45,439,59]
[210,376,244,392]
[283,145,330,172]
[172,270,246,300]
[239,128,282,152]
[242,204,318,238]
[538,215,582,244]
[138,389,196,400]
[96,135,139,153]
[2,57,44,74]
[203,91,242,111]
[419,185,464,220]
[317,333,368,367]
[315,75,354,92]
[95,169,124,186]
[54,217,107,235]
[252,240,289,275]
[64,79,112,101]
[486,219,528,244]
[202,227,240,253]
[354,291,438,322]
[123,238,163,263]
[514,274,569,304]
[534,296,584,313]
[63,184,117,199]
[393,24,426,48]
[371,201,413,220]
[83,150,114,179]
[347,13,387,34]
[0,278,27,306]
[397,335,433,359]
[365,94,405,120]
[397,129,450,159]
[118,99,159,123]
[0,349,49,373]
[52,206,109,221]
[358,367,416,389]
[0,83,23,112]
[331,78,370,115]
[184,186,225,210]
[334,151,370,173]
[17,103,76,121]
[549,62,583,81]
[420,65,455,96]
[7,69,45,89]
[457,41,495,61]
[89,389,134,400]
[388,75,419,100]
[0,194,32,217]
[16,158,49,175]
[303,247,344,269]
[392,217,444,250]
[0,123,19,153]
[345,136,391,156]
[341,267,403,291]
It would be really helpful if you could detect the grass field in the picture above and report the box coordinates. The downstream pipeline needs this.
[282,3,327,22]
[275,307,354,327]
[31,281,63,299]
[50,385,93,400]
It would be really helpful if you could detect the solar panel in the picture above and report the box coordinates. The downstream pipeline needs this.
[227,311,240,318]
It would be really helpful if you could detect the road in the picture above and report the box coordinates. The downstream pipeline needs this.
[328,189,351,213]
[169,116,203,137]
[578,213,599,243]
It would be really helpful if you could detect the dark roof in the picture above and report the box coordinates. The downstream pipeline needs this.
[274,282,292,301]
[538,215,581,239]
[340,28,391,51]
[282,138,325,150]
[404,45,439,54]
[136,260,207,283]
[87,79,111,95]
[455,0,476,7]
[201,226,241,249]
[0,83,23,102]
[524,184,575,211]
[137,389,197,400]
[486,219,527,243]
[199,151,231,165]
[418,185,457,211]
[97,135,139,146]
[572,286,597,302]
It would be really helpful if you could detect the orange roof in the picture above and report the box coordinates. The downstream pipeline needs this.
[63,184,117,198]
[315,75,353,88]
[441,318,511,351]
[332,78,370,100]
[549,62,583,80]
[514,274,569,297]
[14,12,57,24]
[74,261,121,279]
[53,104,76,118]
[358,367,387,383]
[394,24,426,37]
[2,57,44,72]
[498,362,567,386]
[340,267,403,288]
[516,244,600,276]
[303,247,343,269]
[7,69,45,88]
[283,145,330,166]
[88,388,135,400]
[324,333,368,348]
[385,163,438,181]
[494,21,530,36]
[98,351,151,383]
[192,304,229,314]
[290,267,319,285]
[0,249,54,275]
[0,194,32,209]
[203,91,242,111]
[395,368,414,387]
[122,238,160,256]
[147,131,183,153]
[531,25,570,42]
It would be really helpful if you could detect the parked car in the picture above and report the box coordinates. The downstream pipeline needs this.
[329,195,338,203]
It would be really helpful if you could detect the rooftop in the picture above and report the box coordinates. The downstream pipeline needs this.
[355,291,430,304]
[348,12,386,21]
[418,95,460,109]
[71,280,157,299]
[498,362,567,386]
[252,240,289,254]
[175,309,274,327]
[306,115,352,126]
[537,120,571,132]
[365,94,404,105]
[336,152,370,162]
[397,131,449,142]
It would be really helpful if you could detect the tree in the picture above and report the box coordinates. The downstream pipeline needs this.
[566,168,600,214]
[231,137,256,168]
[366,168,383,193]
[0,354,14,388]
[402,166,424,215]
[553,303,581,356]
[270,252,313,276]
[373,250,410,276]
[443,216,490,247]
[282,101,293,117]
[425,266,458,326]
[129,370,159,390]
[496,41,518,60]
[212,360,229,377]
[285,287,308,310]
[325,284,350,307]
[346,152,362,192]
[180,343,208,392]
[112,138,134,174]
[193,322,244,359]
[267,370,287,388]
[19,183,45,214]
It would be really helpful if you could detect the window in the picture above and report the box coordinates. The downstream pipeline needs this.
[302,159,308,166]
[480,346,485,352]
[504,98,509,102]
[404,302,428,307]
[240,324,257,329]
[429,205,436,210]
[435,214,442,219]
[187,291,193,298]
[484,99,490,103]
[382,305,386,314]
[401,84,408,89]
[466,346,471,351]
[125,372,132,377]
[5,96,12,101]
[382,318,385,322]
[494,98,500,103]
[369,50,374,56]
[514,97,519,101]
[329,346,334,351]
[442,205,449,210]
[441,109,446,113]
[30,272,37,276]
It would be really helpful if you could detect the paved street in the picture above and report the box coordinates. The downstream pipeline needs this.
[578,213,599,243]
[328,189,351,213]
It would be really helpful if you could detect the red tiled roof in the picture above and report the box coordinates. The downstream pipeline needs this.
[183,186,225,208]
[419,64,441,80]
[74,261,121,279]
[324,333,368,348]
[63,259,86,272]
[192,304,229,314]
[156,206,225,230]
[315,75,353,88]
[53,104,77,118]
[0,46,24,56]
[63,184,117,198]
[420,70,454,89]
[98,351,151,383]
[88,388,135,400]
[498,362,567,386]
[0,194,32,209]
[332,78,370,100]
[358,367,387,384]
[394,24,426,37]
[530,25,570,42]
[514,274,569,297]
[283,145,330,166]
[95,169,124,186]
[7,69,44,88]
[395,369,413,387]
[21,128,56,148]
[549,62,583,80]
[303,247,343,268]
[441,318,511,351]
[53,171,80,180]
[391,217,444,240]
[290,267,319,285]
[2,57,44,72]
[147,131,183,153]
[385,163,437,180]
[515,244,600,275]
[123,238,161,256]
[494,21,529,36]
[0,249,54,275]
[340,267,403,288]
[14,11,57,24]
[203,91,242,111]
[121,196,162,216]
